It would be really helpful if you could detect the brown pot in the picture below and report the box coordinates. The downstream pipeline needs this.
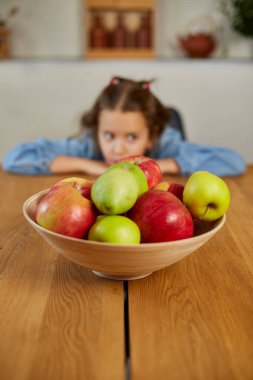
[178,33,216,58]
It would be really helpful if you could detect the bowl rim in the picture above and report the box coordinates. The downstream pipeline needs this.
[23,189,226,249]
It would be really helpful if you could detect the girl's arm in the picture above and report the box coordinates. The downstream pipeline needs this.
[172,141,245,176]
[151,128,245,177]
[155,158,180,174]
[2,136,104,175]
[49,156,108,176]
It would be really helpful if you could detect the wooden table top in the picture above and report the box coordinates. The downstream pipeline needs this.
[1,166,253,380]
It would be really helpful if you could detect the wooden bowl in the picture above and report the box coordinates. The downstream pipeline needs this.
[23,189,226,280]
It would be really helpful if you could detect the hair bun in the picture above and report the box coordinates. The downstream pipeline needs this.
[142,82,150,90]
[109,77,120,85]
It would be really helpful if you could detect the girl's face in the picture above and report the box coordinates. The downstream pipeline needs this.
[98,109,154,165]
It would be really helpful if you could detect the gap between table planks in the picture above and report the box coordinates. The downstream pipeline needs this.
[128,169,253,380]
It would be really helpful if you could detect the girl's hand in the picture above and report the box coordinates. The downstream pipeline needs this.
[155,158,180,174]
[84,160,109,176]
[49,156,108,176]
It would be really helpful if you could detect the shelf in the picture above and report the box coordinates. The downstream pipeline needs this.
[86,48,155,59]
[85,0,156,59]
[86,0,156,11]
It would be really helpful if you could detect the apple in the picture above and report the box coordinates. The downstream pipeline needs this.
[117,155,162,189]
[91,166,140,215]
[183,171,230,221]
[59,177,94,199]
[106,161,148,196]
[129,190,194,243]
[153,181,170,191]
[154,181,185,202]
[88,215,141,244]
[35,179,96,238]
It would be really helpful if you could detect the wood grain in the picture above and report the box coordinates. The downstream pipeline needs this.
[232,166,253,199]
[128,169,253,380]
[0,170,125,380]
[1,167,253,380]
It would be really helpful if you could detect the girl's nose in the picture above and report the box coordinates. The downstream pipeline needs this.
[113,140,126,155]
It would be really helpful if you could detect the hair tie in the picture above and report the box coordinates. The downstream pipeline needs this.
[109,77,120,86]
[142,82,150,90]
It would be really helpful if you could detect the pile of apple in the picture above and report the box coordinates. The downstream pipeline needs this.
[35,155,230,244]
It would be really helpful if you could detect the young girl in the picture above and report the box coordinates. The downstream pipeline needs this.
[3,76,245,176]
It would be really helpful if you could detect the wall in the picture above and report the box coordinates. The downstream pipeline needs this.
[1,0,253,59]
[0,60,253,163]
[0,0,83,59]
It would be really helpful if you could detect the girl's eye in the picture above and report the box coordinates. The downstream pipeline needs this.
[104,132,114,141]
[127,134,138,142]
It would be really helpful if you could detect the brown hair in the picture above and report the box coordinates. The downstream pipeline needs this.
[80,76,170,138]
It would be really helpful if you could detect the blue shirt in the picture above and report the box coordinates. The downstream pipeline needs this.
[2,127,245,176]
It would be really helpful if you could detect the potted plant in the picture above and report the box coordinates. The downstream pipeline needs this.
[220,0,253,36]
[177,14,218,58]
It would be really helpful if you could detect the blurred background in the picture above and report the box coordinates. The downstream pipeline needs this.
[0,0,253,163]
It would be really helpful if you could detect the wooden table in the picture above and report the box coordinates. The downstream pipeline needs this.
[1,167,253,380]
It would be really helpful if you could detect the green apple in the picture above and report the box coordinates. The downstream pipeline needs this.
[183,171,230,221]
[106,161,148,196]
[91,167,139,215]
[88,215,141,244]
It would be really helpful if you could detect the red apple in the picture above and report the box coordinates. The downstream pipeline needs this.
[59,177,94,200]
[117,155,162,189]
[128,190,194,243]
[35,179,96,238]
[154,181,185,202]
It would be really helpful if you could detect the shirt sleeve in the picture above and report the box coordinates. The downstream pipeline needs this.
[2,133,97,175]
[150,127,246,176]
